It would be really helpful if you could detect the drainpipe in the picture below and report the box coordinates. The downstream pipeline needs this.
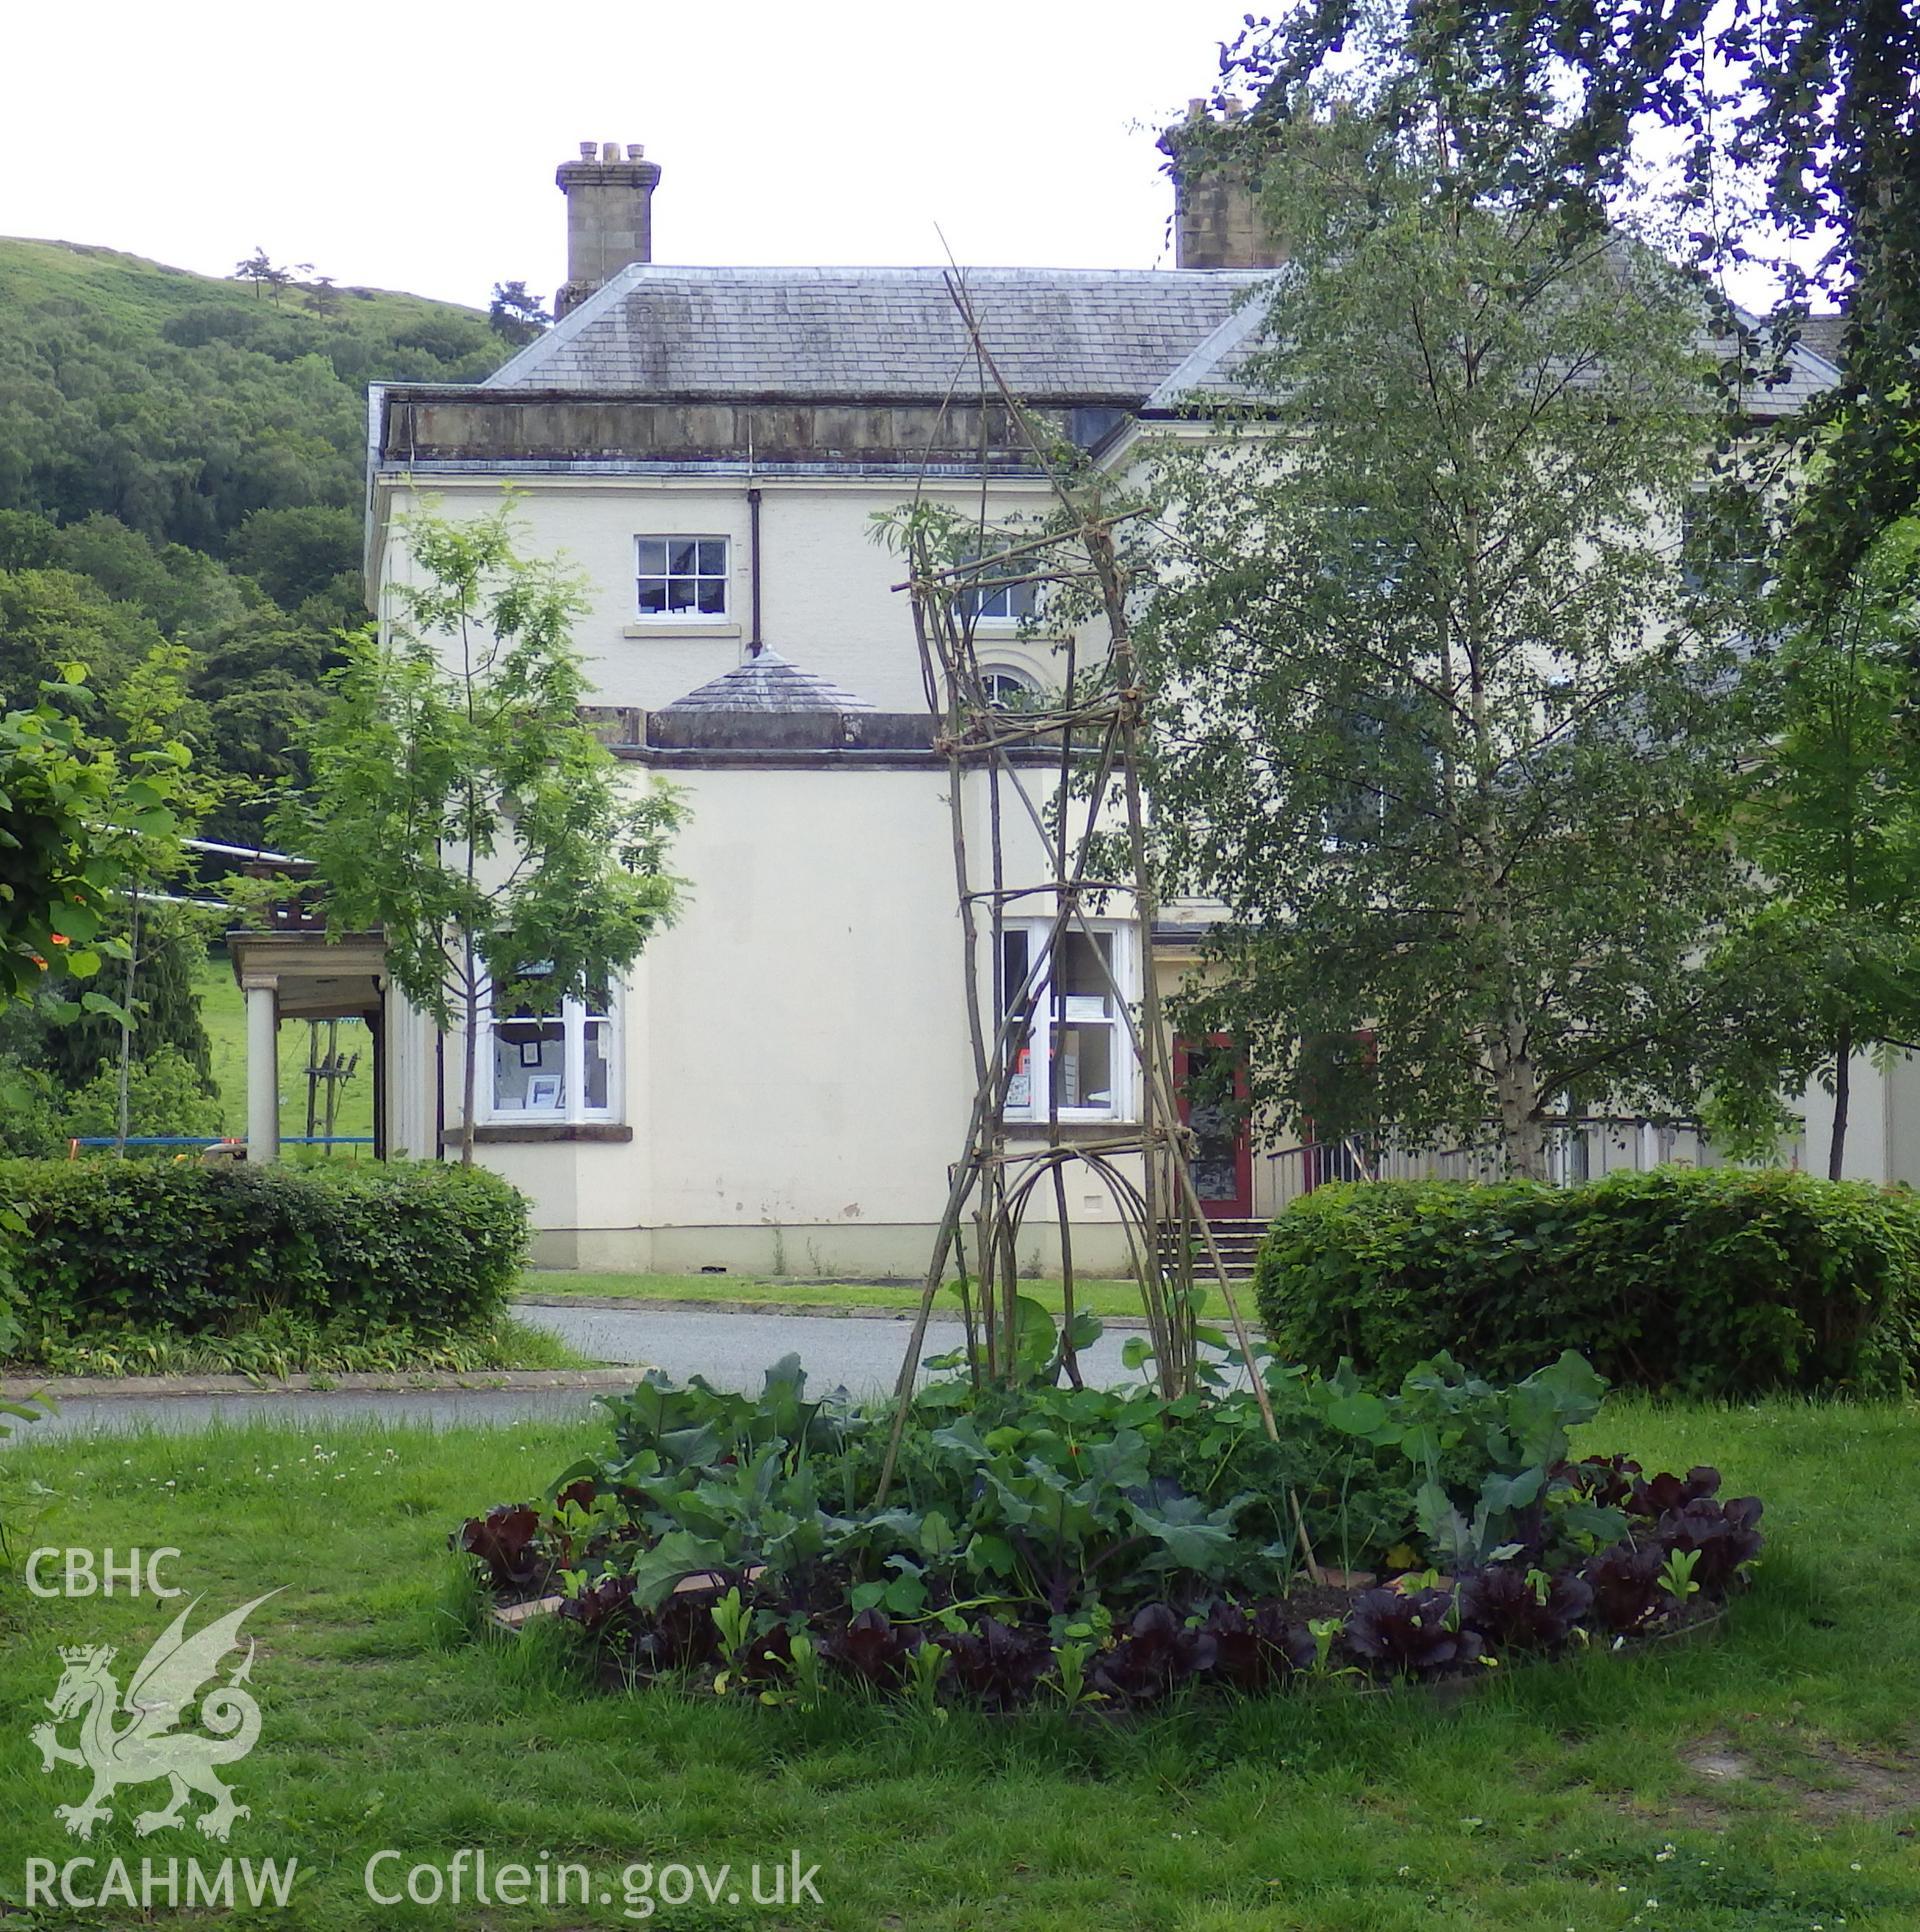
[369,996,388,1161]
[747,486,763,656]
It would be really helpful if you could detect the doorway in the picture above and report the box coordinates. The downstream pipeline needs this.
[1173,1035,1252,1218]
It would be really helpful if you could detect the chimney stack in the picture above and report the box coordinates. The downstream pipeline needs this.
[1160,98,1286,271]
[554,139,662,318]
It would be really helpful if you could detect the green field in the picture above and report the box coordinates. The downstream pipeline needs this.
[0,1398,1913,1929]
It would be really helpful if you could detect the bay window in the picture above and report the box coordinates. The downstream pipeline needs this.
[481,969,619,1123]
[999,919,1137,1123]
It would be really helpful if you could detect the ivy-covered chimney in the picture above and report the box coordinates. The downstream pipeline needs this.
[1161,99,1286,271]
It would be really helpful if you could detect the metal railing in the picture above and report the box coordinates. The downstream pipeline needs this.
[1263,1116,1729,1213]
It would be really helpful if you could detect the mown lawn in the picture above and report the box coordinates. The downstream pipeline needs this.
[5,1311,593,1380]
[521,1271,1155,1320]
[1,1399,1916,1929]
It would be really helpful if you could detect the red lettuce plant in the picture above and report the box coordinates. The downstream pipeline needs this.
[1654,1495,1764,1592]
[1630,1465,1723,1517]
[734,1621,801,1684]
[1457,1564,1593,1652]
[933,1618,1051,1708]
[1092,1603,1219,1702]
[1582,1542,1668,1632]
[1556,1454,1642,1509]
[1199,1600,1317,1690]
[822,1607,915,1685]
[1343,1586,1482,1677]
[558,1572,636,1632]
[455,1504,543,1591]
[626,1590,725,1672]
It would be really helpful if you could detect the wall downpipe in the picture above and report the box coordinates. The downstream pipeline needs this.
[747,485,764,657]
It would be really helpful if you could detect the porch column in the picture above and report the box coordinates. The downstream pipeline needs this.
[245,982,280,1162]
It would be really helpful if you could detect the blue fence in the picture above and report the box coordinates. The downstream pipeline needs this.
[69,1135,375,1149]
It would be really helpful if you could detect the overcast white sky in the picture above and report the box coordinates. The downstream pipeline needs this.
[4,0,1251,309]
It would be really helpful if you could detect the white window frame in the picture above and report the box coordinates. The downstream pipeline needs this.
[476,971,622,1126]
[634,535,730,621]
[959,549,1040,627]
[965,578,1038,625]
[998,918,1138,1124]
[1678,494,1766,601]
[979,663,1040,709]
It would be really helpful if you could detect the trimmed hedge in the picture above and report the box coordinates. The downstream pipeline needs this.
[0,1158,528,1346]
[1254,1167,1920,1397]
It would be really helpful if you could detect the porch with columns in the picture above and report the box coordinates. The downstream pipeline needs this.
[226,929,389,1161]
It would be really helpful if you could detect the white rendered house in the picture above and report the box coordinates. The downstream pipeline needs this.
[228,135,1914,1276]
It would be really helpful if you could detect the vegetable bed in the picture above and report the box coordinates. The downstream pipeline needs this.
[458,1344,1764,1712]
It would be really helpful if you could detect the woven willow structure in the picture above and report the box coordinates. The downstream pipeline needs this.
[874,275,1278,1494]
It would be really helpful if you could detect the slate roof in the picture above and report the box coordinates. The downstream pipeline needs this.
[474,261,1839,422]
[1141,272,1838,419]
[484,265,1273,403]
[658,650,877,714]
[1142,278,1284,410]
[1795,314,1847,365]
[1722,305,1841,413]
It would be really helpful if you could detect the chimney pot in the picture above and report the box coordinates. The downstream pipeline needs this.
[554,138,664,317]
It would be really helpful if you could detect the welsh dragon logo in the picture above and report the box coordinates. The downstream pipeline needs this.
[31,1593,277,1842]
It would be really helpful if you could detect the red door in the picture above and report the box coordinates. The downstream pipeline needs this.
[1174,1035,1253,1218]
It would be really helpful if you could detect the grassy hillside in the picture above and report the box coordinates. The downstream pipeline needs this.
[0,237,508,1125]
[0,235,489,340]
[0,237,503,548]
[0,239,517,850]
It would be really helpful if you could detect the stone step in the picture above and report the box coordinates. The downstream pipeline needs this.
[1157,1217,1268,1283]
[1155,1252,1261,1281]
